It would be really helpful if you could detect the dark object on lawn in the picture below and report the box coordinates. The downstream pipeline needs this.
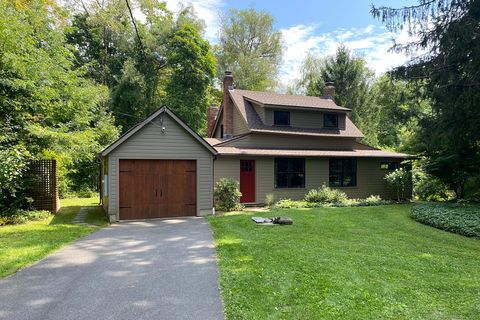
[271,217,293,225]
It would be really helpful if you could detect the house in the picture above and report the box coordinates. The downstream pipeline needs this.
[100,71,409,221]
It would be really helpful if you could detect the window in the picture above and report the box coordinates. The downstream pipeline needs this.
[381,162,400,170]
[329,159,357,187]
[220,125,224,138]
[274,110,290,126]
[275,158,305,188]
[324,113,339,128]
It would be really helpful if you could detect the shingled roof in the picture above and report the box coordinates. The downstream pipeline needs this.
[212,146,409,158]
[236,89,351,111]
[227,89,363,138]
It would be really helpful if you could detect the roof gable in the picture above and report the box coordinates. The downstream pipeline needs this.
[100,107,217,156]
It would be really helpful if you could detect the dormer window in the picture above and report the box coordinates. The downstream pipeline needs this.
[274,110,290,126]
[324,113,338,128]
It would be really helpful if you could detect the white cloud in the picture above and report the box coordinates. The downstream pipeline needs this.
[278,24,412,90]
[163,0,225,42]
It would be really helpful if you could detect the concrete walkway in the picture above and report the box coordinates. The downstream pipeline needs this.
[0,218,224,320]
[72,206,88,224]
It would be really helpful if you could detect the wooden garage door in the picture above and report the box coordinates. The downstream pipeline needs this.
[119,160,196,220]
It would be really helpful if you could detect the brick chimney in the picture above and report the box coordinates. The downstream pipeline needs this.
[323,80,335,100]
[222,71,234,138]
[207,105,219,137]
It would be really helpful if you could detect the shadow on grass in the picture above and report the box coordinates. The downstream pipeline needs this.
[50,199,108,226]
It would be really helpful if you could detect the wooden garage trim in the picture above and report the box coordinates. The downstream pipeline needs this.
[100,107,217,157]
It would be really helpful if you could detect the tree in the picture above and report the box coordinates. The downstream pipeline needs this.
[164,24,216,134]
[67,0,215,133]
[372,0,480,199]
[297,45,374,123]
[366,75,431,150]
[0,0,118,199]
[215,8,282,91]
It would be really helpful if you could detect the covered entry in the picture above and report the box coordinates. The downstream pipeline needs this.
[119,159,196,220]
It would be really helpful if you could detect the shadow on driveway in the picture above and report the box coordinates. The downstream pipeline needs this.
[0,218,224,320]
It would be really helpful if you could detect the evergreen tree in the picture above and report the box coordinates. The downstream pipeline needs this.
[373,0,480,198]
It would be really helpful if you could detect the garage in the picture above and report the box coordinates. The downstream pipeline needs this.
[119,159,196,219]
[100,107,217,222]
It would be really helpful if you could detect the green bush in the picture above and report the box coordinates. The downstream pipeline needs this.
[265,193,275,207]
[275,195,391,209]
[274,199,309,209]
[0,146,31,213]
[0,209,51,226]
[413,161,451,201]
[385,167,411,201]
[357,195,391,206]
[304,185,348,204]
[214,178,243,212]
[410,203,480,237]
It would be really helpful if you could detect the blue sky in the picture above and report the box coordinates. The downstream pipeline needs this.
[164,0,417,89]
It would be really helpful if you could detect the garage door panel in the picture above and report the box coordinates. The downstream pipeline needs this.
[119,159,196,220]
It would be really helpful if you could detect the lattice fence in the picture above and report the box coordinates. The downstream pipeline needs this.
[27,160,59,213]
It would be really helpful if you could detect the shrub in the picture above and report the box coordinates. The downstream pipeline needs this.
[357,195,390,206]
[413,161,451,201]
[274,195,392,209]
[274,199,308,209]
[76,188,97,198]
[415,176,451,201]
[0,209,51,226]
[385,167,411,201]
[0,146,31,213]
[214,178,242,212]
[410,203,480,237]
[265,193,275,207]
[304,185,347,204]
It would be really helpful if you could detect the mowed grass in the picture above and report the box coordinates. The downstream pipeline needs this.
[0,197,108,278]
[208,205,480,320]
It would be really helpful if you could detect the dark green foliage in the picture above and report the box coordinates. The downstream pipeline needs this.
[0,1,118,199]
[214,178,242,212]
[366,75,431,149]
[411,203,480,237]
[373,0,480,198]
[0,210,51,226]
[67,1,215,134]
[0,147,31,212]
[165,24,216,135]
[298,46,373,123]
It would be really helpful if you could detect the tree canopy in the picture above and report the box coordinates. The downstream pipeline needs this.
[215,8,283,91]
[0,0,118,201]
[373,0,480,198]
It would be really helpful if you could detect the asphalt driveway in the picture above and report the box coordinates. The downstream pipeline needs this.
[0,218,224,320]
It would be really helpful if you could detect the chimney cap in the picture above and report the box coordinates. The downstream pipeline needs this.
[224,70,233,77]
[325,79,334,87]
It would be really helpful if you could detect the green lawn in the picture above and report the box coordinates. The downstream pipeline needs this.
[0,197,108,278]
[208,205,480,320]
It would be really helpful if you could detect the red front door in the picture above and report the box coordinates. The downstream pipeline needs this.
[240,160,255,203]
